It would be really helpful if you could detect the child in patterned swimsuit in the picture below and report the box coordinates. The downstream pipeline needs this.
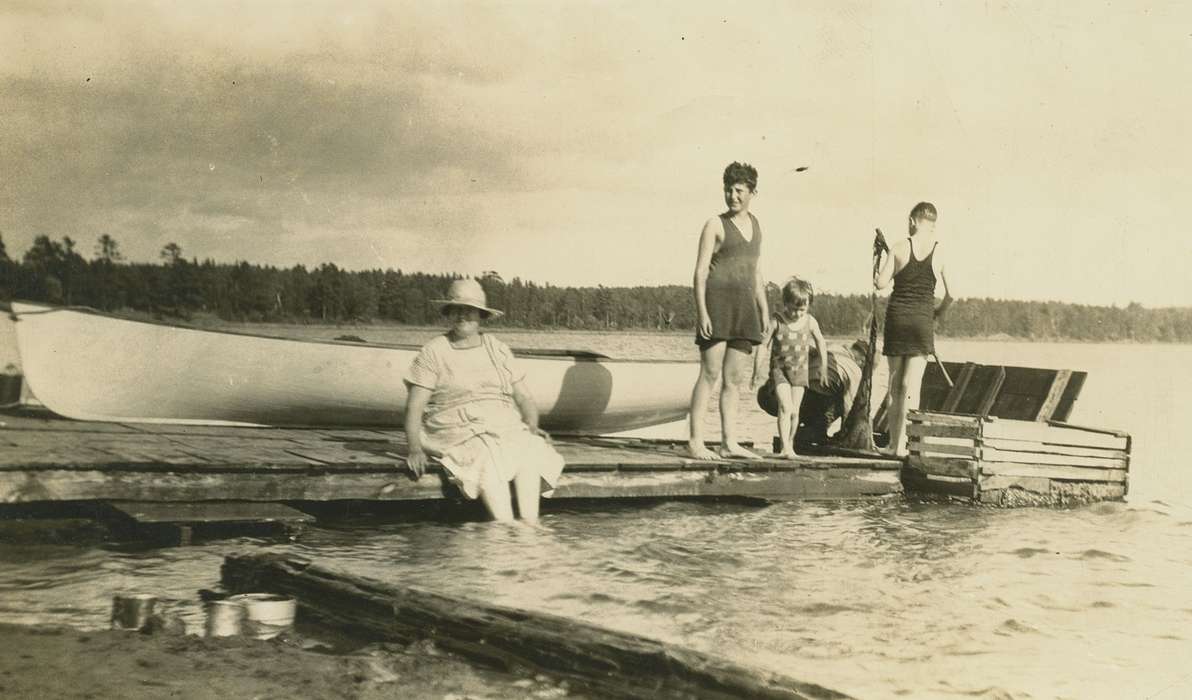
[753,278,828,458]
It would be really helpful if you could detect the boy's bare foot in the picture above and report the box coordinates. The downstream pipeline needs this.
[718,442,761,460]
[776,450,797,460]
[687,441,721,460]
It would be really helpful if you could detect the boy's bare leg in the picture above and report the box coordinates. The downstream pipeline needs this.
[718,345,761,459]
[687,342,725,460]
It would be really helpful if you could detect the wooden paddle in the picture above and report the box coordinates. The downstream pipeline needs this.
[835,229,887,452]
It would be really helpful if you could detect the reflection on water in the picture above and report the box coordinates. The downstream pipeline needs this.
[2,331,1192,699]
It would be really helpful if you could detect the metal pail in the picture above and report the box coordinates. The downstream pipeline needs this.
[228,593,296,640]
[205,599,246,637]
[110,593,157,631]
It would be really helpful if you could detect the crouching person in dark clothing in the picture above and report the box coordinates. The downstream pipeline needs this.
[794,339,870,451]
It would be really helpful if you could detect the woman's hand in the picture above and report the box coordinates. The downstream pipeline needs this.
[697,311,713,340]
[404,384,434,479]
[405,448,429,479]
[512,380,549,443]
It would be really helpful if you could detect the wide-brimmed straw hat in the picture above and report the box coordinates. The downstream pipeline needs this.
[430,278,504,318]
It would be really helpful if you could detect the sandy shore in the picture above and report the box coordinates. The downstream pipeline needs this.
[0,623,574,699]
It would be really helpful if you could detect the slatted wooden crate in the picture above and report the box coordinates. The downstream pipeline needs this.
[903,410,1130,506]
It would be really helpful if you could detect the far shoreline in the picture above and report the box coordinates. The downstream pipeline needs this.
[207,318,1191,346]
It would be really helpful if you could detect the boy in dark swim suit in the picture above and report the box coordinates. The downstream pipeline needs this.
[687,162,770,460]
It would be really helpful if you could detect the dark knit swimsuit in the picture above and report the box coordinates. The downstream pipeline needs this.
[696,213,763,348]
[882,238,937,357]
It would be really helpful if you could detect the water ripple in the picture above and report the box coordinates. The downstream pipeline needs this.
[1078,549,1132,563]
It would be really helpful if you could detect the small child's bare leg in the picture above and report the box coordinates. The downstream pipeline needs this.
[787,386,806,457]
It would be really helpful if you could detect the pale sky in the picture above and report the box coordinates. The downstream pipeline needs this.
[2,1,1190,306]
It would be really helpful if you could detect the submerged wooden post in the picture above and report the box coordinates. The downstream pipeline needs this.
[221,553,853,700]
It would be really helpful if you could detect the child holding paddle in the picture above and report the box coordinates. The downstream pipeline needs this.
[752,278,828,458]
[874,202,954,457]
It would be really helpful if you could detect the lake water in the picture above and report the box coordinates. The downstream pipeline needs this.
[1,321,1191,699]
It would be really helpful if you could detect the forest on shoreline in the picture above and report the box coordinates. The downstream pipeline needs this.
[3,234,1191,342]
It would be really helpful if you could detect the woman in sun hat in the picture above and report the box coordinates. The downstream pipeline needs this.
[403,277,564,523]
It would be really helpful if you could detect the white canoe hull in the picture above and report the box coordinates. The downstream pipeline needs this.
[11,302,695,433]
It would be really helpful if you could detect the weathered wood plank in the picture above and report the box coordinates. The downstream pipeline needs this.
[0,470,450,503]
[220,553,855,700]
[555,468,902,501]
[0,415,140,433]
[107,500,314,525]
[122,423,319,439]
[980,438,1129,460]
[1045,420,1131,439]
[907,411,982,427]
[1034,369,1072,421]
[900,469,977,499]
[972,366,1007,417]
[1052,372,1087,422]
[908,439,978,458]
[906,423,981,439]
[0,446,157,469]
[978,462,1128,483]
[982,421,1128,450]
[0,461,903,503]
[281,447,404,467]
[979,475,1055,492]
[980,446,1128,470]
[906,456,978,479]
[309,429,399,441]
[940,363,976,413]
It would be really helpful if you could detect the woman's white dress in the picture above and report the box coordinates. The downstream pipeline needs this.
[406,334,565,499]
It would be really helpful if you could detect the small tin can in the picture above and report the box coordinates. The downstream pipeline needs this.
[110,593,157,631]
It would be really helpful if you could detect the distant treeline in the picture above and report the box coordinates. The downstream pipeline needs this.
[2,234,1191,342]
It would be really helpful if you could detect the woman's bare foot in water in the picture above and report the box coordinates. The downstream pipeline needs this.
[718,442,761,460]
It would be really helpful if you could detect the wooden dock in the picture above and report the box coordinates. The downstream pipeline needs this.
[0,408,904,508]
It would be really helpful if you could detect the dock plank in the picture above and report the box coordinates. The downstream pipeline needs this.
[978,462,1128,483]
[107,500,314,525]
[906,456,978,479]
[980,446,1128,470]
[0,464,902,504]
[982,421,1128,450]
[0,411,905,504]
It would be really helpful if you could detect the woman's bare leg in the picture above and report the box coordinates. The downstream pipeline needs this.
[478,466,515,522]
[688,342,726,460]
[512,465,541,524]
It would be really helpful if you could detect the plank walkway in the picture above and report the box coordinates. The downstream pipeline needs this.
[0,408,903,505]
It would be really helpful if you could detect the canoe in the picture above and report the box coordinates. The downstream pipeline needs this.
[9,302,696,433]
